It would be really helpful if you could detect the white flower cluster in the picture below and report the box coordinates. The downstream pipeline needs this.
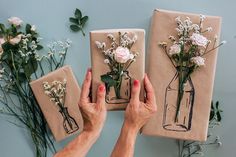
[95,32,138,65]
[159,15,226,69]
[43,79,67,106]
[34,39,72,62]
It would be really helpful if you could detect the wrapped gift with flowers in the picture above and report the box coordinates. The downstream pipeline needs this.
[90,29,145,110]
[142,9,225,141]
[30,65,83,141]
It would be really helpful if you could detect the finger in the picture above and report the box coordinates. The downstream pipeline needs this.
[130,79,141,107]
[80,68,92,105]
[96,84,106,108]
[144,74,156,105]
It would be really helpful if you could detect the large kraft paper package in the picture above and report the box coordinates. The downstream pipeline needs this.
[141,9,221,141]
[90,29,145,110]
[30,65,83,141]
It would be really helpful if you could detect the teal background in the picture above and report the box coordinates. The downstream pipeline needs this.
[0,0,235,157]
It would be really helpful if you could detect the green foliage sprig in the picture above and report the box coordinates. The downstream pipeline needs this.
[0,17,72,157]
[177,101,223,157]
[69,8,88,36]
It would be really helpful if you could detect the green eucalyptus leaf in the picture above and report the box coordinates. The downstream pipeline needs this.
[36,45,43,50]
[0,23,6,34]
[75,8,82,19]
[70,25,80,32]
[23,57,38,78]
[25,24,31,34]
[216,101,219,109]
[101,74,116,86]
[216,111,222,122]
[69,17,79,24]
[81,16,88,26]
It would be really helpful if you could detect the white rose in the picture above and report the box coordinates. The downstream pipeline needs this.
[9,34,22,45]
[8,17,23,26]
[169,44,181,56]
[191,56,205,66]
[114,46,131,63]
[31,25,37,32]
[190,33,208,47]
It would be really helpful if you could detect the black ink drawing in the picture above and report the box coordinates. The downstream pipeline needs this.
[95,32,138,104]
[43,79,79,134]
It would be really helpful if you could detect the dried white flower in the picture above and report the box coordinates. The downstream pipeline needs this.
[200,14,206,21]
[221,40,227,45]
[206,27,213,32]
[104,59,110,64]
[31,25,37,32]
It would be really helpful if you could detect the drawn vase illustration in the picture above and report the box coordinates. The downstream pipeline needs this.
[105,71,131,104]
[163,68,195,132]
[59,107,79,134]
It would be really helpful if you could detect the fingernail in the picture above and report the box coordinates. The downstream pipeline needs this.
[134,79,139,87]
[99,85,105,92]
[88,68,92,72]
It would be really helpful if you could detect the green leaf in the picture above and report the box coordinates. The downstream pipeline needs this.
[70,25,80,32]
[23,57,38,78]
[101,74,116,86]
[75,8,82,19]
[69,17,79,24]
[216,101,219,109]
[0,23,6,34]
[81,16,88,26]
[25,24,31,34]
[216,111,222,122]
[36,45,43,50]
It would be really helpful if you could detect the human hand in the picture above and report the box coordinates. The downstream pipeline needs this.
[124,74,157,133]
[79,68,107,137]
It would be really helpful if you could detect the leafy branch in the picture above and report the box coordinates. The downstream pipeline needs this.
[69,8,88,36]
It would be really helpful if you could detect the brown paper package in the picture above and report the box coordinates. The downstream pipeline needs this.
[30,65,83,141]
[90,29,145,110]
[141,9,221,141]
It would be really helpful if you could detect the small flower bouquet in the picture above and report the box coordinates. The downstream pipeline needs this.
[43,79,79,134]
[142,9,223,141]
[30,66,83,141]
[159,15,225,132]
[95,32,138,104]
[90,29,145,110]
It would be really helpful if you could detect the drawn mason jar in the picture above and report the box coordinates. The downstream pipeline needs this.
[59,107,79,134]
[163,69,195,132]
[105,71,131,104]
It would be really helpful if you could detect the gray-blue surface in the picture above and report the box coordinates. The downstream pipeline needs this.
[0,0,235,157]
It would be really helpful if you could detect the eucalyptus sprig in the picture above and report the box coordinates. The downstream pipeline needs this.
[69,8,88,36]
[177,101,223,157]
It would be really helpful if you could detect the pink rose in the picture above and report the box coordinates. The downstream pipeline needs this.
[114,46,131,63]
[8,17,23,26]
[9,34,22,45]
[190,33,208,47]
[191,56,205,66]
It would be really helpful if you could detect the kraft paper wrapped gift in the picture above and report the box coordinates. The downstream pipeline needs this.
[141,9,221,141]
[30,65,83,141]
[90,29,145,110]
